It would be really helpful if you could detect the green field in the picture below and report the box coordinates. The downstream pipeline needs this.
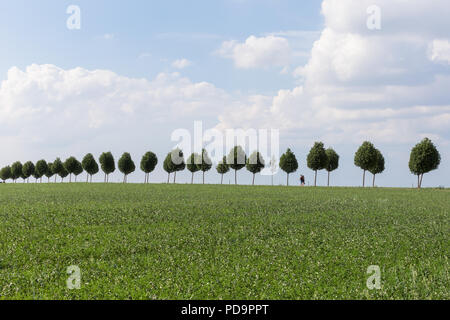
[0,184,448,300]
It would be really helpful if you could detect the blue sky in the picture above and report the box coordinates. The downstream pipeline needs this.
[0,1,449,187]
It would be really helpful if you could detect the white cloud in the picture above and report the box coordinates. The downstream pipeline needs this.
[217,35,292,69]
[429,39,450,64]
[215,0,450,146]
[172,58,192,69]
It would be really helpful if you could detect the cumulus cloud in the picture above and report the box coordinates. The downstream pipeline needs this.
[172,58,192,69]
[429,39,450,64]
[217,35,292,69]
[216,0,450,146]
[0,64,229,162]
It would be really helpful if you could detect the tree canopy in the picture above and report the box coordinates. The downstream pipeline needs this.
[354,141,378,187]
[216,156,230,184]
[246,151,265,185]
[409,138,441,189]
[325,148,340,187]
[99,152,115,182]
[279,149,298,186]
[307,142,328,187]
[369,149,385,187]
[11,161,23,182]
[22,161,36,182]
[140,152,158,183]
[187,153,201,184]
[227,146,247,185]
[118,152,136,183]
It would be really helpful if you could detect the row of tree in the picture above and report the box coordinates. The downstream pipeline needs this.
[0,138,441,188]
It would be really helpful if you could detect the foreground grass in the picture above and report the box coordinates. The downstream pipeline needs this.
[0,183,448,300]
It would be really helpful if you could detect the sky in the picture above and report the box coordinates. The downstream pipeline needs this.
[0,0,449,187]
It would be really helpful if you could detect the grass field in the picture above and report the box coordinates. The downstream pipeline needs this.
[0,183,448,300]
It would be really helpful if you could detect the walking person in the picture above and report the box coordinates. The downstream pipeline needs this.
[300,175,305,186]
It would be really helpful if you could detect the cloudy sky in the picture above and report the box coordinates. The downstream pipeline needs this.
[0,0,449,187]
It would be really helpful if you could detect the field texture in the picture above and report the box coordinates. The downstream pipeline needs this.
[0,184,448,300]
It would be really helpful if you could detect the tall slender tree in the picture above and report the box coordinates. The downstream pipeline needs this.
[354,141,377,187]
[51,158,64,183]
[99,152,116,183]
[325,148,339,187]
[163,152,175,183]
[45,162,53,182]
[307,142,328,187]
[369,149,385,187]
[11,162,23,183]
[64,157,79,183]
[279,149,298,186]
[35,160,49,183]
[73,160,83,182]
[171,148,185,184]
[227,146,247,185]
[59,166,69,183]
[409,138,441,189]
[187,153,201,184]
[22,161,35,183]
[140,152,158,184]
[197,149,212,184]
[118,152,136,183]
[82,153,99,183]
[246,151,265,186]
[216,156,230,185]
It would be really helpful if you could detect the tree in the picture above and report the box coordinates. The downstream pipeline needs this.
[73,160,83,182]
[279,149,298,186]
[369,149,385,187]
[186,153,200,184]
[227,146,247,185]
[59,166,69,182]
[118,152,136,183]
[11,161,23,183]
[246,151,265,186]
[216,156,230,185]
[307,142,328,187]
[325,148,339,187]
[22,161,35,183]
[354,141,378,187]
[99,152,116,183]
[45,162,54,182]
[0,166,12,182]
[140,152,158,184]
[409,138,441,189]
[51,158,64,183]
[82,153,99,183]
[35,160,49,183]
[197,149,212,184]
[171,148,185,184]
[163,152,175,183]
[63,157,79,183]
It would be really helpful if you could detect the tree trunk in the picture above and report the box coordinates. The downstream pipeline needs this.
[87,173,89,183]
[419,174,424,189]
[314,170,317,187]
[252,173,255,186]
[221,174,223,185]
[90,175,93,183]
[123,174,126,183]
[287,173,289,186]
[362,170,366,187]
[167,173,170,184]
[373,174,376,188]
[191,172,194,184]
[235,170,237,185]
[173,172,177,184]
[203,171,205,185]
[55,176,57,183]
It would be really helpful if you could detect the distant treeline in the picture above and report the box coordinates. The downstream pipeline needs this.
[0,138,441,189]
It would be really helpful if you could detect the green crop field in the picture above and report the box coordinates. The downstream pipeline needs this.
[0,184,448,300]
